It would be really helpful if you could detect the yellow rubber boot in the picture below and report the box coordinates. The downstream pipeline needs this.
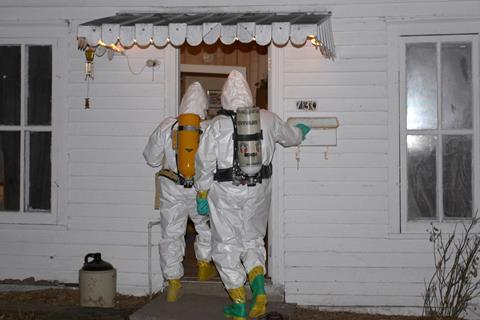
[224,287,247,320]
[248,266,267,318]
[166,279,182,302]
[197,260,218,281]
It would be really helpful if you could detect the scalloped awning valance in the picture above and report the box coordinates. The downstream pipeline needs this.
[77,12,335,59]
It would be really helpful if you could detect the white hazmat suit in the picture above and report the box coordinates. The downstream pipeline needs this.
[194,71,303,318]
[143,82,214,297]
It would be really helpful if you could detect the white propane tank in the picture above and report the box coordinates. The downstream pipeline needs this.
[236,107,262,177]
[79,253,117,308]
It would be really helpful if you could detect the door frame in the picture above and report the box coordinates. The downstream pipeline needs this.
[166,44,286,287]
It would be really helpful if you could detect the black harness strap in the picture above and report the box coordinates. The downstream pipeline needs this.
[237,131,263,141]
[214,163,273,182]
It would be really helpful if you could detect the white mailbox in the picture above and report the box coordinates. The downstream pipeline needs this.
[287,117,339,146]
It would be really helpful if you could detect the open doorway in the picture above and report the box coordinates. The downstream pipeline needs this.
[179,41,268,278]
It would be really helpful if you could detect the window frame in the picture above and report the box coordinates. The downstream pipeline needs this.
[388,21,480,234]
[0,37,61,225]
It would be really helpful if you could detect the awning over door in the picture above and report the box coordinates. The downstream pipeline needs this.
[77,12,335,59]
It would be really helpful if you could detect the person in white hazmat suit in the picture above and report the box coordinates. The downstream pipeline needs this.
[194,71,310,319]
[143,82,217,302]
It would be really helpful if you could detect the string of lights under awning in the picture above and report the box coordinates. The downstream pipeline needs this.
[77,12,335,59]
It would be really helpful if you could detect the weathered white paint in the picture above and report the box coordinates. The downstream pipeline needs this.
[0,0,479,315]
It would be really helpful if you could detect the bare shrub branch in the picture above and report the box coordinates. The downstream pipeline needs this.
[423,216,480,319]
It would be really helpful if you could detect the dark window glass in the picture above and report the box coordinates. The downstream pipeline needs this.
[407,135,437,219]
[0,46,21,125]
[27,46,52,125]
[0,131,20,211]
[441,43,472,130]
[28,132,51,211]
[443,135,472,218]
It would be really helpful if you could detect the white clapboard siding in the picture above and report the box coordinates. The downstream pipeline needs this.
[69,190,154,205]
[284,85,386,99]
[68,203,157,219]
[69,84,165,98]
[284,237,431,253]
[69,109,164,122]
[285,252,432,268]
[69,71,167,84]
[285,210,388,224]
[288,294,422,307]
[70,176,153,191]
[275,0,477,309]
[339,125,388,139]
[68,136,151,150]
[1,255,150,274]
[69,97,167,110]
[284,182,388,196]
[285,58,387,73]
[0,15,168,293]
[69,163,152,178]
[0,243,149,260]
[0,229,162,247]
[285,266,433,283]
[68,150,147,164]
[284,98,388,112]
[285,223,389,238]
[67,216,160,233]
[284,195,388,211]
[284,168,388,182]
[285,281,424,297]
[68,122,156,136]
[69,59,166,75]
[0,0,478,313]
[285,72,387,86]
[284,153,389,168]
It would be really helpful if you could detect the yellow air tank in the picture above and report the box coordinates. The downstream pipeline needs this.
[177,113,201,188]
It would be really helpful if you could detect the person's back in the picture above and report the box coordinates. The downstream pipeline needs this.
[203,109,301,171]
[143,116,178,170]
[194,71,309,319]
[143,82,217,303]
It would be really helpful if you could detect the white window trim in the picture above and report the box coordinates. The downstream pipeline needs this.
[388,20,480,234]
[268,44,286,286]
[0,33,67,226]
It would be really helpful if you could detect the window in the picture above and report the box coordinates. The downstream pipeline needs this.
[0,43,54,222]
[399,35,479,227]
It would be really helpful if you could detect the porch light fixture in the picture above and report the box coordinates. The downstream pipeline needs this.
[97,40,124,53]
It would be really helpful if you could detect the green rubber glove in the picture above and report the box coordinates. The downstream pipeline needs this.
[196,191,210,216]
[295,123,311,141]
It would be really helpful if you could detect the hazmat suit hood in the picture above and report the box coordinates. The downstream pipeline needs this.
[221,70,253,111]
[179,81,208,119]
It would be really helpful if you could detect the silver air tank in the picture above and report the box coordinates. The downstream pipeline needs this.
[236,107,262,184]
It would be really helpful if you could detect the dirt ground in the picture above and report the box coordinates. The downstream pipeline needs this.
[0,288,439,320]
[0,288,149,319]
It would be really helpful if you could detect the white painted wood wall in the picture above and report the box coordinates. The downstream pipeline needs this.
[0,0,479,314]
